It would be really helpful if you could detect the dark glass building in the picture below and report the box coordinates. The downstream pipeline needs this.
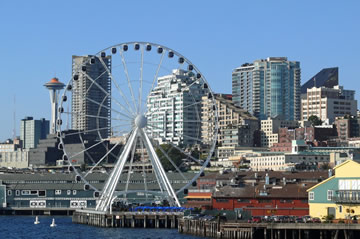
[301,67,338,95]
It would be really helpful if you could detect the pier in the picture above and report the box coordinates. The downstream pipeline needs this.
[72,209,182,228]
[178,219,360,239]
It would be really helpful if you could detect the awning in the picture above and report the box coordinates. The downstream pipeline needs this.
[184,195,212,199]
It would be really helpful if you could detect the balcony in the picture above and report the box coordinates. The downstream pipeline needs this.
[332,191,360,204]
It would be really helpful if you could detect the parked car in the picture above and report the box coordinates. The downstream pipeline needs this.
[249,216,262,223]
[302,216,312,223]
[311,217,321,223]
[295,217,304,223]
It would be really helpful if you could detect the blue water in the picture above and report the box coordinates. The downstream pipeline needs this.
[0,216,201,239]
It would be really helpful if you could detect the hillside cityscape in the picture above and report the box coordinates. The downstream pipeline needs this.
[1,48,360,226]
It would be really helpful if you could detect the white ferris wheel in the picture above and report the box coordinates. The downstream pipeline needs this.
[57,42,218,212]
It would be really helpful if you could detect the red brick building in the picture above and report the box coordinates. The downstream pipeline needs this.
[212,183,316,216]
[271,126,337,152]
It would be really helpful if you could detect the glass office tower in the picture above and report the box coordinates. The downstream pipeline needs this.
[232,57,301,120]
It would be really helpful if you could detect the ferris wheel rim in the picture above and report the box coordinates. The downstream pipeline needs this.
[57,41,219,202]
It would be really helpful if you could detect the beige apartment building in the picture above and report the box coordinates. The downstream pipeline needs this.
[260,117,299,147]
[301,85,357,123]
[201,94,258,147]
[248,151,329,171]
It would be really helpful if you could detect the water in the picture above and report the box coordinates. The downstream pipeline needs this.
[0,216,201,239]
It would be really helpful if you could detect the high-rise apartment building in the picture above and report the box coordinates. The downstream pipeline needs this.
[301,85,357,123]
[232,57,301,120]
[20,117,49,149]
[201,94,259,147]
[72,55,111,139]
[146,69,206,146]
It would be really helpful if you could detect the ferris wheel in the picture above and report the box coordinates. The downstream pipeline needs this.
[57,42,218,212]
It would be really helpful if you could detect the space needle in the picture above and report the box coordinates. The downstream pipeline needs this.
[44,77,65,134]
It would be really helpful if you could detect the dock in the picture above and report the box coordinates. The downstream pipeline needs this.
[72,209,182,228]
[178,219,360,239]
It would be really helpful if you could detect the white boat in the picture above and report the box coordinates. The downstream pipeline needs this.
[34,216,40,224]
[50,218,56,227]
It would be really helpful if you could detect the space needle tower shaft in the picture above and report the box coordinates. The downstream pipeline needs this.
[44,77,65,134]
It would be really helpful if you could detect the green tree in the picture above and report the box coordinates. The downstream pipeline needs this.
[308,115,322,126]
[156,144,186,172]
[80,163,86,172]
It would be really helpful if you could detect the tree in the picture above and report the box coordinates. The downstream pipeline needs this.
[155,144,186,172]
[320,162,331,170]
[308,115,322,126]
[80,163,86,172]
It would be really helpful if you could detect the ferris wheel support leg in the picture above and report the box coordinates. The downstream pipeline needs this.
[140,133,166,196]
[96,128,139,212]
[141,129,181,207]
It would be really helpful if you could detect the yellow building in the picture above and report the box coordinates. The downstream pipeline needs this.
[307,160,360,219]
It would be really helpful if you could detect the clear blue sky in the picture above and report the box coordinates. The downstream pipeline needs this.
[0,0,359,141]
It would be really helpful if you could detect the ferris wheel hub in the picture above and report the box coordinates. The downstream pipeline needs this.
[134,114,147,129]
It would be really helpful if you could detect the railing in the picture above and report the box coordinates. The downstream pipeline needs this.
[332,196,360,204]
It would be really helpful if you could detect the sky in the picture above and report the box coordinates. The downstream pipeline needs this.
[0,0,359,141]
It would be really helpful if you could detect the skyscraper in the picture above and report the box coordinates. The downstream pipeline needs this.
[232,57,301,120]
[71,55,111,139]
[146,69,205,146]
[301,67,338,95]
[20,117,49,149]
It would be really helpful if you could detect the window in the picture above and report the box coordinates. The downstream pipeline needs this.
[21,190,30,195]
[15,190,20,196]
[55,190,61,195]
[309,192,314,200]
[38,190,46,197]
[67,190,71,195]
[7,190,12,196]
[216,199,229,203]
[339,205,342,213]
[237,199,250,203]
[327,190,333,201]
[73,190,77,195]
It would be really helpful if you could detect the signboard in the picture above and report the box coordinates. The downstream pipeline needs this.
[70,200,87,209]
[30,200,46,208]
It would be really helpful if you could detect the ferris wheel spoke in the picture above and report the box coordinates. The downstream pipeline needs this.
[85,96,133,120]
[157,144,187,181]
[145,126,201,164]
[146,123,203,143]
[84,140,122,178]
[148,50,165,96]
[183,101,203,109]
[77,134,107,170]
[63,124,127,137]
[68,138,107,160]
[63,111,132,123]
[119,50,138,113]
[183,78,201,92]
[138,45,144,114]
[84,69,109,95]
[97,55,137,116]
[83,71,136,117]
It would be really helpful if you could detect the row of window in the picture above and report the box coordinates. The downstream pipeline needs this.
[7,189,77,197]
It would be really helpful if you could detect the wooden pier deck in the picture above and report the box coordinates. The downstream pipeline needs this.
[72,209,182,228]
[178,219,360,239]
